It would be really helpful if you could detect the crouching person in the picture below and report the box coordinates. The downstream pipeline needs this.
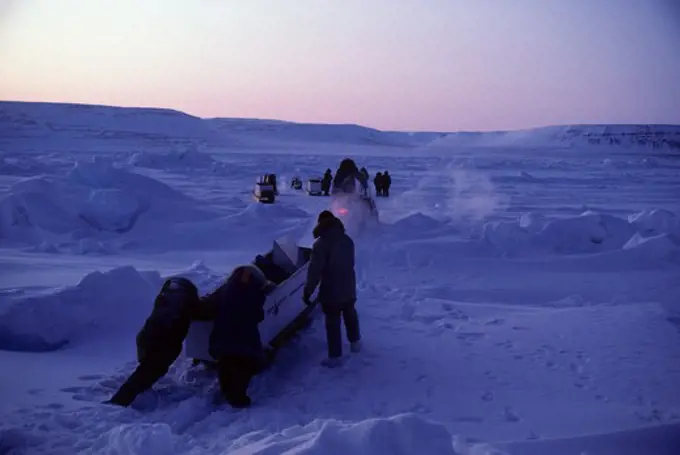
[204,264,276,408]
[107,277,208,407]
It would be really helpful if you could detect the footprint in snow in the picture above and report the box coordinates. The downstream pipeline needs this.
[99,378,123,389]
[485,318,505,326]
[78,374,105,381]
[60,386,88,393]
[504,406,521,423]
[453,415,485,423]
[481,391,494,402]
[42,403,65,410]
[456,332,485,341]
[495,340,514,349]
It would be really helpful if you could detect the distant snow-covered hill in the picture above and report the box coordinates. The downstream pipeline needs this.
[207,117,445,148]
[0,101,678,153]
[0,101,444,152]
[429,124,680,150]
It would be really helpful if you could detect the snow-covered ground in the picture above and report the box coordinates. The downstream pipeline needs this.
[1,102,680,454]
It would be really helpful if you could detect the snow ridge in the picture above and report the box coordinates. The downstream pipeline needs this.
[2,101,678,152]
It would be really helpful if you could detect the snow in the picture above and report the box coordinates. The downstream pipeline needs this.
[427,124,680,150]
[0,158,219,250]
[4,101,680,154]
[0,266,161,352]
[483,211,640,256]
[1,101,680,454]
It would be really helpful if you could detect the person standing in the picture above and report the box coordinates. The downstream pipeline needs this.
[374,172,383,196]
[382,171,392,197]
[332,158,361,194]
[303,211,361,367]
[359,167,370,196]
[322,169,333,196]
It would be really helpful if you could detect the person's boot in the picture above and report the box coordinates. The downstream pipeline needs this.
[350,341,361,353]
[321,357,343,368]
[226,394,252,408]
[106,390,135,407]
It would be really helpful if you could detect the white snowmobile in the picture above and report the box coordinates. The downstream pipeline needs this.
[253,174,277,203]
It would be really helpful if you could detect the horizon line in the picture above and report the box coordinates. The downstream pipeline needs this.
[2,98,679,135]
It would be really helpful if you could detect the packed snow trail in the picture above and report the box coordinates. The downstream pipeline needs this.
[3,219,680,454]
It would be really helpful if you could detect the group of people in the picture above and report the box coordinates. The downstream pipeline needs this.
[106,265,278,409]
[107,204,361,409]
[331,159,392,198]
[373,171,391,197]
[288,160,393,200]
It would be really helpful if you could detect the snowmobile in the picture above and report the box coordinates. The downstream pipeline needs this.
[291,176,303,190]
[330,189,379,236]
[329,171,379,234]
[184,236,319,365]
[252,174,276,203]
[294,174,379,249]
[306,177,324,196]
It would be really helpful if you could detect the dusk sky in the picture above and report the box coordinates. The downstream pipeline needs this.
[1,0,679,132]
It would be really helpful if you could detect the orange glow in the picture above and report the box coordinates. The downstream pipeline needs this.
[337,208,349,216]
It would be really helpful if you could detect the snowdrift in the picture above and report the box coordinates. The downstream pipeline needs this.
[226,414,461,455]
[0,159,217,247]
[499,422,680,455]
[126,147,227,173]
[483,210,680,259]
[1,413,503,455]
[0,153,61,176]
[234,201,309,222]
[390,212,451,232]
[0,266,161,352]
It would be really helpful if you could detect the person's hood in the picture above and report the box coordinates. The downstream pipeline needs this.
[312,215,345,239]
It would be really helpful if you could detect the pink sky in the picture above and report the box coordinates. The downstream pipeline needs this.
[1,0,679,131]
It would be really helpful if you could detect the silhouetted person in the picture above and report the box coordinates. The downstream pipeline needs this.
[359,167,370,196]
[204,264,276,408]
[374,172,383,196]
[303,211,361,368]
[322,169,333,196]
[332,158,361,194]
[382,171,391,197]
[106,277,213,407]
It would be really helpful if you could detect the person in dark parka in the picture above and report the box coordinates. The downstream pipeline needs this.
[358,167,370,196]
[382,170,392,197]
[332,158,362,194]
[322,169,333,196]
[303,211,361,367]
[204,264,276,408]
[107,277,211,407]
[374,172,383,196]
